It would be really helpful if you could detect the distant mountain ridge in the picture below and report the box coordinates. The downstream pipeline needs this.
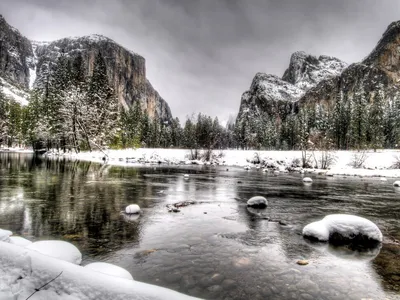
[236,51,347,123]
[236,20,400,140]
[0,15,172,122]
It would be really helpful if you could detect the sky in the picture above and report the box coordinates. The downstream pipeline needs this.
[1,0,400,124]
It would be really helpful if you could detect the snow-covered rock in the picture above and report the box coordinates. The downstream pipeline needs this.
[302,214,383,244]
[85,262,134,281]
[393,180,400,187]
[247,196,268,208]
[282,51,347,91]
[27,240,82,265]
[9,236,32,247]
[302,177,313,183]
[0,229,12,242]
[125,204,141,214]
[183,174,190,178]
[0,241,201,300]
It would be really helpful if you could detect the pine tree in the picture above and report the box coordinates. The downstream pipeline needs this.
[368,88,385,150]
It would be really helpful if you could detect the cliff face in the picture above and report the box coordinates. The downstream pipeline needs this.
[296,21,400,113]
[0,15,173,122]
[34,35,172,122]
[237,20,400,128]
[236,52,347,124]
[0,15,34,90]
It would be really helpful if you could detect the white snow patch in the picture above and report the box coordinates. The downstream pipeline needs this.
[27,240,82,265]
[1,77,29,105]
[0,229,12,242]
[85,263,134,281]
[302,214,383,243]
[0,241,200,300]
[29,67,36,89]
[9,236,32,247]
[125,204,140,214]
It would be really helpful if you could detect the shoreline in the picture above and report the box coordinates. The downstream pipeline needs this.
[40,148,400,179]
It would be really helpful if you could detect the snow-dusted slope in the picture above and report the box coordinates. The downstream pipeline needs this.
[282,51,347,90]
[236,51,346,125]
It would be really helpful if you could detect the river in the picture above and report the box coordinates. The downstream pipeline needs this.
[0,153,399,299]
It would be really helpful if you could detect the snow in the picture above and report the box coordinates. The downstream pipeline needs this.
[247,196,268,208]
[27,240,82,265]
[0,229,12,242]
[302,214,383,243]
[0,241,201,300]
[9,236,32,247]
[52,148,400,178]
[84,263,134,281]
[29,67,36,89]
[0,77,29,105]
[125,204,140,214]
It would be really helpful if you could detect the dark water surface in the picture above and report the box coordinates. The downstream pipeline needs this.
[1,153,400,300]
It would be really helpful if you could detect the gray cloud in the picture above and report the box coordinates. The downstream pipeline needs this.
[1,0,400,123]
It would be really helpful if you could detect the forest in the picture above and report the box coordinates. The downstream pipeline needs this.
[1,51,400,153]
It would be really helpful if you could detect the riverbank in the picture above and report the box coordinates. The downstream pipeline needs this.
[46,148,400,178]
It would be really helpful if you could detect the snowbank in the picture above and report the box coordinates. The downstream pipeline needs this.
[302,214,383,244]
[27,240,83,265]
[0,229,11,242]
[85,263,134,281]
[0,242,201,300]
[44,148,400,178]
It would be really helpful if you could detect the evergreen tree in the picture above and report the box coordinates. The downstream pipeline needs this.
[368,88,385,150]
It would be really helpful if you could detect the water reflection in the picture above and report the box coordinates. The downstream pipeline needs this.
[0,154,399,299]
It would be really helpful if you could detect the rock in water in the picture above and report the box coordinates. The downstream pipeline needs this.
[247,196,268,208]
[85,262,134,280]
[303,177,313,183]
[393,181,400,187]
[27,240,82,264]
[296,260,309,266]
[125,204,141,214]
[302,214,382,246]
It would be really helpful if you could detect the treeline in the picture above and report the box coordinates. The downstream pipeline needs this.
[236,86,400,151]
[2,52,400,152]
[0,51,238,151]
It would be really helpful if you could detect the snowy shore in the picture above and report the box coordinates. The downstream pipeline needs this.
[0,241,200,300]
[46,148,400,178]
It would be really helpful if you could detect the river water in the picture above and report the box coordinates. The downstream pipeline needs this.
[0,153,399,300]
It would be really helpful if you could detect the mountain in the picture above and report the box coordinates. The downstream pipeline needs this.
[0,15,172,122]
[236,19,400,149]
[236,52,347,124]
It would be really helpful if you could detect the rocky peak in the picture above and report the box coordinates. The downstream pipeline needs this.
[282,51,347,91]
[250,73,304,102]
[0,14,173,122]
[0,14,34,90]
[363,20,400,80]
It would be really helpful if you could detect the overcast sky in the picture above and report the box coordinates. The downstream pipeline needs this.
[1,0,400,123]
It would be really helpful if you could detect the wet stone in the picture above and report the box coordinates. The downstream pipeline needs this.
[207,285,222,293]
[221,279,236,289]
[181,275,196,289]
[164,273,182,284]
[300,293,314,300]
[210,273,225,284]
